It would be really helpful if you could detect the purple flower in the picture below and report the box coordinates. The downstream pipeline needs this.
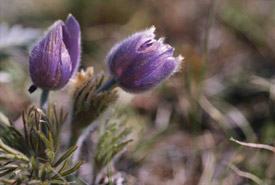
[29,14,81,90]
[107,26,183,93]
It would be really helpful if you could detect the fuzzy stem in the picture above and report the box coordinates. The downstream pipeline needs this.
[95,77,117,94]
[40,90,49,109]
[69,121,99,150]
[40,90,49,135]
[69,122,100,182]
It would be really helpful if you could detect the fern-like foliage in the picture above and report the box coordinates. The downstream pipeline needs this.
[93,118,132,184]
[0,105,82,184]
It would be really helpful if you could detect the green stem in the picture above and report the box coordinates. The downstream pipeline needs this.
[95,77,117,94]
[68,127,80,148]
[40,90,49,135]
[40,90,49,109]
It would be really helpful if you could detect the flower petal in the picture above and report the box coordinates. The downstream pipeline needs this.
[119,57,177,93]
[117,43,174,82]
[55,42,73,88]
[29,20,70,89]
[62,14,81,76]
[107,27,155,79]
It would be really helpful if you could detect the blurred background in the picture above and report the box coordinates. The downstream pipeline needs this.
[0,0,274,184]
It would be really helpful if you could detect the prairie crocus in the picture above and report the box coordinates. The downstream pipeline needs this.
[97,26,183,93]
[29,14,81,90]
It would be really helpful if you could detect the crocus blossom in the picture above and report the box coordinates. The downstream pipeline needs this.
[29,14,81,90]
[106,26,183,93]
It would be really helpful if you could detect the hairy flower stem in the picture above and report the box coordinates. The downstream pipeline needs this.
[95,77,117,94]
[40,90,49,135]
[40,90,49,108]
[70,121,99,161]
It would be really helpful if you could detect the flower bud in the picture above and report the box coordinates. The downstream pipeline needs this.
[70,67,118,130]
[29,14,81,90]
[107,26,183,93]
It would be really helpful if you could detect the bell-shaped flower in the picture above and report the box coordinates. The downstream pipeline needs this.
[106,26,183,93]
[29,14,81,90]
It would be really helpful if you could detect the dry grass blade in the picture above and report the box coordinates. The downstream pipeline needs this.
[0,112,10,126]
[230,137,275,153]
[198,132,216,185]
[199,95,237,138]
[229,164,265,185]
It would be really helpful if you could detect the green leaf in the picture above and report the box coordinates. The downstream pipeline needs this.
[45,149,54,164]
[51,160,68,179]
[58,160,68,174]
[0,178,16,184]
[60,161,83,177]
[94,118,132,171]
[0,168,16,177]
[39,132,51,151]
[40,167,47,181]
[48,132,54,152]
[31,157,39,178]
[51,179,66,184]
[53,146,78,168]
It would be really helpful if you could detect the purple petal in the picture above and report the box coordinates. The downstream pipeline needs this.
[56,42,73,88]
[118,58,177,93]
[29,21,72,89]
[62,14,81,76]
[107,34,142,79]
[106,26,182,93]
[107,27,155,79]
[117,45,174,82]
